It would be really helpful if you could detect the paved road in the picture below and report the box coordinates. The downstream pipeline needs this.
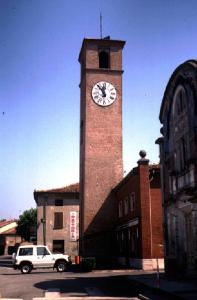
[0,260,174,300]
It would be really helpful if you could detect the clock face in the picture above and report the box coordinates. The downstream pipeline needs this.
[92,81,116,106]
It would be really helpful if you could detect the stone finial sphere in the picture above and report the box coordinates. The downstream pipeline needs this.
[139,150,147,158]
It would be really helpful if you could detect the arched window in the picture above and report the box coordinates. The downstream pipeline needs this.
[175,138,187,172]
[180,138,187,171]
[170,85,189,174]
[118,201,123,218]
[173,85,187,117]
[99,51,109,68]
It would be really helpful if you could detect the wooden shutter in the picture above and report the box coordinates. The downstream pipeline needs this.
[54,212,63,229]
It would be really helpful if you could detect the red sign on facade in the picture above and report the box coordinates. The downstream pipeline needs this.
[70,211,77,241]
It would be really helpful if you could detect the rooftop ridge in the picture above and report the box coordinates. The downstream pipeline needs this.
[34,182,79,194]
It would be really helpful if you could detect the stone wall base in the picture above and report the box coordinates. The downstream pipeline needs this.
[117,257,164,270]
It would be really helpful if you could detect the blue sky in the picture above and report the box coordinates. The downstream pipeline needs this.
[1,0,197,219]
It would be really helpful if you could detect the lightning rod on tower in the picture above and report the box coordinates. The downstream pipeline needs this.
[100,12,102,39]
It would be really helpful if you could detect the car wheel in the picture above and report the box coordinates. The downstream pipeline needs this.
[56,261,66,272]
[21,263,32,274]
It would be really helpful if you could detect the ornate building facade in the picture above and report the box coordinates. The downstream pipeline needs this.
[157,60,197,275]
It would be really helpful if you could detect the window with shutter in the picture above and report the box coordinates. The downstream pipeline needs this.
[54,212,63,229]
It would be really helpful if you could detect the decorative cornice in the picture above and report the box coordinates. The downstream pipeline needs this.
[85,68,124,74]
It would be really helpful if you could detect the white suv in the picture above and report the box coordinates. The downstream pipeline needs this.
[12,245,72,274]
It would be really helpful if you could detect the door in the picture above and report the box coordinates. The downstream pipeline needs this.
[34,246,54,268]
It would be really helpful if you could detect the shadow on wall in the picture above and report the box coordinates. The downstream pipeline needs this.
[82,190,118,259]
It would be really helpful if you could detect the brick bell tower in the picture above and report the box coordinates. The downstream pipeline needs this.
[79,38,125,257]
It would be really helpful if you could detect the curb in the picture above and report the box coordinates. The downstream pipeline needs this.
[126,276,186,300]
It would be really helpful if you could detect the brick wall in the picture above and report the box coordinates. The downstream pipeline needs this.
[114,159,164,263]
[79,39,125,255]
[150,182,163,258]
[138,160,152,258]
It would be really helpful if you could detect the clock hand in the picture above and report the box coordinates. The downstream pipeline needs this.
[97,84,102,90]
[101,84,106,97]
[97,83,106,97]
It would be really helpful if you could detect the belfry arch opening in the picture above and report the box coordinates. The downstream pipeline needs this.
[99,50,110,68]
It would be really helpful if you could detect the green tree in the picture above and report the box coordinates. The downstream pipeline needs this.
[17,208,37,242]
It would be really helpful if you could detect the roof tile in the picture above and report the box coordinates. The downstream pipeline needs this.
[35,183,79,194]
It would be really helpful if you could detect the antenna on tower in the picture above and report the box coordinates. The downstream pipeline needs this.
[100,12,102,39]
